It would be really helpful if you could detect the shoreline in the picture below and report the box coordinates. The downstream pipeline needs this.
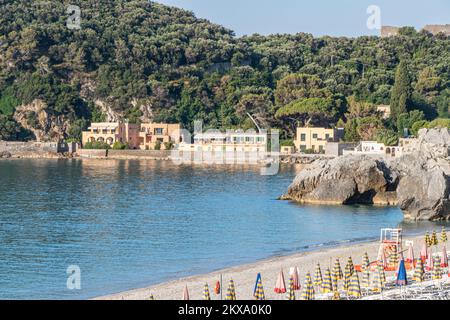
[94,234,424,300]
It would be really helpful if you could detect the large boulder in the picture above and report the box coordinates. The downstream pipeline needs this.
[282,155,398,205]
[283,128,450,221]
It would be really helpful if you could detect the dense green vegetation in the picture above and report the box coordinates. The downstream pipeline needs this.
[0,0,449,142]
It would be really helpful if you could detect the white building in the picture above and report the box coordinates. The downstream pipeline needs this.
[343,141,403,158]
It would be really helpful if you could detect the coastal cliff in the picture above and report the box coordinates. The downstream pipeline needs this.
[282,128,450,221]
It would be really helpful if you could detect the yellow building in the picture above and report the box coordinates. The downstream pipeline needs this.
[139,123,181,150]
[82,122,140,149]
[294,127,344,153]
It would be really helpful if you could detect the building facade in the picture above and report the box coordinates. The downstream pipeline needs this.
[294,127,344,154]
[139,123,181,150]
[82,122,181,150]
[343,141,403,158]
[82,122,140,149]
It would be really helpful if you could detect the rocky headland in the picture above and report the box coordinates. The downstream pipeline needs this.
[281,128,450,221]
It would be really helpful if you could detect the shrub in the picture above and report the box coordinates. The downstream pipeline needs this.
[154,140,162,150]
[83,141,110,150]
[112,141,128,150]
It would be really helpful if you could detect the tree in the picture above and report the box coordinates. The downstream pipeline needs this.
[390,60,412,122]
[376,129,399,146]
[397,110,425,136]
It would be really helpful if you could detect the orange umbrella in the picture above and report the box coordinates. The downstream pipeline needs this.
[290,267,301,291]
[274,270,287,294]
[182,285,190,300]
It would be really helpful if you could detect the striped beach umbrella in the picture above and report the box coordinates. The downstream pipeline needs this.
[361,266,370,289]
[203,283,211,300]
[300,272,315,301]
[286,276,296,301]
[314,263,323,288]
[346,257,355,275]
[441,244,449,268]
[274,270,286,294]
[389,250,399,269]
[379,264,386,288]
[370,267,382,293]
[433,257,443,280]
[322,268,333,293]
[396,260,408,286]
[348,272,362,299]
[431,231,439,247]
[290,267,301,291]
[331,273,338,293]
[442,227,448,243]
[149,294,155,300]
[413,258,425,283]
[362,252,370,270]
[226,279,236,301]
[332,258,343,281]
[425,233,431,247]
[254,273,265,300]
[182,285,190,300]
[343,263,351,292]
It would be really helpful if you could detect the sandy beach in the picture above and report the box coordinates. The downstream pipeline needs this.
[95,235,427,300]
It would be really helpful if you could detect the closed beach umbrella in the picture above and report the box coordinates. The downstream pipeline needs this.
[390,251,399,269]
[331,274,338,292]
[286,276,296,301]
[332,259,343,281]
[371,267,382,293]
[322,268,333,293]
[396,260,408,286]
[420,242,428,263]
[426,252,434,271]
[290,267,301,290]
[441,244,448,268]
[301,272,315,301]
[433,257,443,280]
[346,257,355,275]
[314,263,323,288]
[425,233,431,248]
[274,270,286,294]
[343,264,351,292]
[203,283,211,301]
[361,266,370,289]
[442,227,448,243]
[406,245,415,264]
[362,253,370,270]
[412,258,425,283]
[149,294,155,300]
[379,265,387,288]
[254,273,265,300]
[431,231,438,247]
[348,272,362,299]
[226,279,236,301]
[182,285,190,300]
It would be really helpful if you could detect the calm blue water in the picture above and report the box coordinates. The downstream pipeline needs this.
[0,159,446,299]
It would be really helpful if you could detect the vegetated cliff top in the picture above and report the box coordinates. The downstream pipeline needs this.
[0,0,449,142]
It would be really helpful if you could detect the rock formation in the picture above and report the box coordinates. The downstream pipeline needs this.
[282,128,450,221]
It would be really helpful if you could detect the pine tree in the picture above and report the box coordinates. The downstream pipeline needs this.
[390,60,412,122]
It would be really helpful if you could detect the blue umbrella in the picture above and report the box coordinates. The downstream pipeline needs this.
[396,260,408,286]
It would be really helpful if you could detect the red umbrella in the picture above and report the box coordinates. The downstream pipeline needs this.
[290,267,301,291]
[182,285,190,300]
[441,245,448,268]
[420,243,428,263]
[426,253,434,272]
[406,245,415,264]
[274,270,286,294]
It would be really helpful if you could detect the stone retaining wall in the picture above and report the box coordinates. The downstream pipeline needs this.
[0,141,63,158]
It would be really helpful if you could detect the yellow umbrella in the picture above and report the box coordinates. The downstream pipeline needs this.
[432,257,443,280]
[254,273,265,301]
[301,272,315,301]
[203,283,211,300]
[370,267,382,293]
[286,276,296,301]
[314,263,323,288]
[322,268,333,293]
[413,258,424,283]
[442,227,448,243]
[332,258,343,281]
[226,279,236,301]
[348,272,362,299]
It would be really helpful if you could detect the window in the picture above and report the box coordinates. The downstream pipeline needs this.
[325,134,330,141]
[300,145,307,152]
[154,128,164,135]
[300,134,306,142]
[319,146,324,153]
[312,134,318,139]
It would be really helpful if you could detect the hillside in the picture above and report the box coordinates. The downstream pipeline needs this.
[0,0,449,142]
